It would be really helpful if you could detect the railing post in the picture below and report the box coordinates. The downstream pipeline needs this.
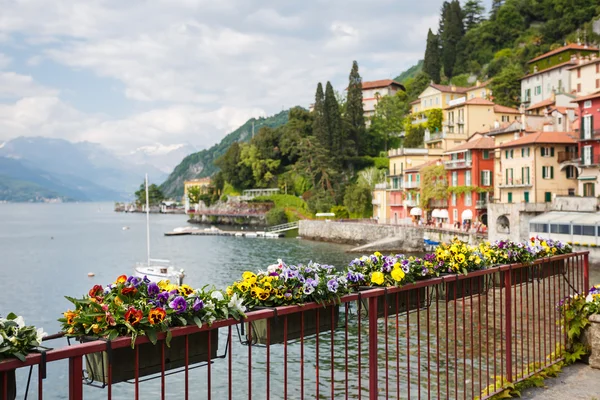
[368,296,378,400]
[68,356,83,400]
[504,268,513,382]
[584,253,590,294]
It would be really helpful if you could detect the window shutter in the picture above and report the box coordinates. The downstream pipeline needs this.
[490,173,493,187]
[505,150,508,159]
[592,147,595,165]
[592,116,595,138]
[582,116,586,139]
[481,171,484,186]
[505,169,508,184]
[550,166,554,179]
[550,147,555,157]
[541,147,545,156]
[521,167,524,183]
[521,148,524,157]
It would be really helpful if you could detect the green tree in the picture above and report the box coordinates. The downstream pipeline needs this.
[312,83,328,149]
[187,186,201,206]
[135,183,165,206]
[294,135,335,192]
[419,164,448,210]
[405,71,432,101]
[489,0,505,20]
[425,108,444,133]
[423,29,441,83]
[404,123,426,148]
[324,81,345,159]
[343,183,372,217]
[345,61,366,155]
[357,167,386,189]
[369,91,408,151]
[266,207,288,226]
[440,0,465,79]
[490,63,523,108]
[463,0,485,29]
[239,144,281,188]
[214,142,254,190]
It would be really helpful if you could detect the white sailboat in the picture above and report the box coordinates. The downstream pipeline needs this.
[134,174,185,285]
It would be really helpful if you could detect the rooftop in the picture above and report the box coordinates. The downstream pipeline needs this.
[572,90,600,103]
[494,104,521,114]
[526,98,555,111]
[404,158,442,173]
[498,131,576,148]
[445,136,495,154]
[465,79,492,91]
[527,43,599,64]
[521,60,577,80]
[566,56,600,70]
[429,83,469,94]
[361,79,406,91]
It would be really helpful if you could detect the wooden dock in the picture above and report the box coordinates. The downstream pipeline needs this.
[164,227,285,238]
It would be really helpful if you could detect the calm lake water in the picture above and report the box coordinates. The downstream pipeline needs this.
[1,203,599,399]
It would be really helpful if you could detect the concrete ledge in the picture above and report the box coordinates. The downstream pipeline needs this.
[581,314,600,369]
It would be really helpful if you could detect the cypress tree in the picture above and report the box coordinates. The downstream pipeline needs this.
[324,81,343,157]
[463,0,485,29]
[312,83,328,149]
[440,0,465,79]
[344,60,365,155]
[423,29,441,84]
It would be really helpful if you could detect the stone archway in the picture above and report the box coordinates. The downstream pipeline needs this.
[480,213,488,226]
[496,215,510,234]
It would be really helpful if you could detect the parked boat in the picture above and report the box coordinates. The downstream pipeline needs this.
[133,174,185,285]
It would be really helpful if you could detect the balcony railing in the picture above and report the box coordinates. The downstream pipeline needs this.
[371,199,381,205]
[405,199,418,207]
[557,151,578,163]
[457,118,465,124]
[444,159,472,169]
[475,200,488,209]
[429,199,448,208]
[425,132,444,142]
[498,179,532,188]
[403,181,420,189]
[579,129,600,141]
[581,153,600,166]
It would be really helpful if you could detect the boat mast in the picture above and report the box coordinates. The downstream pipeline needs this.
[145,174,150,268]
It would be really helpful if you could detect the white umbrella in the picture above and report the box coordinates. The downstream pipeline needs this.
[431,209,440,218]
[461,209,473,220]
[410,207,422,216]
[438,209,449,219]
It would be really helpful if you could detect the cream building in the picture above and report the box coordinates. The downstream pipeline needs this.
[183,178,211,211]
[495,131,577,204]
[569,54,600,96]
[410,83,470,125]
[361,79,405,119]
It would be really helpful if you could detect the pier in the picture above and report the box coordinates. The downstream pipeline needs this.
[164,226,285,238]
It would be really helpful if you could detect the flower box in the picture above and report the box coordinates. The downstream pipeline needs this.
[581,314,600,369]
[82,330,218,384]
[246,305,339,345]
[358,287,428,318]
[0,370,16,400]
[441,275,487,301]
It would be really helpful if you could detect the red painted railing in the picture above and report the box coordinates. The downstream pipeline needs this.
[0,252,589,399]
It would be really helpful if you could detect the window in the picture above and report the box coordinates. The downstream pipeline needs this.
[416,174,420,184]
[574,225,596,236]
[465,171,472,186]
[507,192,513,203]
[505,168,513,185]
[577,68,581,78]
[569,188,575,196]
[482,150,490,159]
[392,178,399,189]
[534,86,541,95]
[544,192,552,202]
[584,100,592,109]
[566,166,577,179]
[502,115,509,122]
[453,209,458,222]
[577,83,582,93]
[524,88,531,101]
[584,182,595,197]
[436,97,439,105]
[541,147,554,157]
[542,166,554,179]
[451,193,457,206]
[558,79,563,90]
[446,95,450,103]
[505,149,514,159]
[464,192,472,206]
[582,115,593,139]
[521,147,530,157]
[451,171,458,187]
[481,170,492,186]
[583,145,593,165]
[522,166,530,184]
[530,223,548,233]
[551,224,571,234]
[558,117,562,125]
[524,191,530,203]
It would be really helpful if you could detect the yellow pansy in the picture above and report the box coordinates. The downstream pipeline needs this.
[371,272,384,285]
[374,251,382,257]
[391,268,405,282]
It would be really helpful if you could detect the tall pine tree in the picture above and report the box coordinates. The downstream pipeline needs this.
[423,29,441,83]
[489,0,505,20]
[440,0,464,79]
[463,0,485,29]
[344,61,365,155]
[312,83,328,149]
[324,81,344,158]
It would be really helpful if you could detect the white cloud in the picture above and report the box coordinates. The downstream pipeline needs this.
[0,53,11,69]
[0,72,58,99]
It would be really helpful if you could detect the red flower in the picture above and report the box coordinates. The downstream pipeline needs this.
[148,308,166,325]
[89,285,103,298]
[124,307,143,325]
[122,287,138,296]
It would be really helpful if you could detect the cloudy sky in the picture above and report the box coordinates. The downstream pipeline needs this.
[0,0,489,153]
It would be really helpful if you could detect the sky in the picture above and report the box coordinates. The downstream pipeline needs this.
[0,0,490,153]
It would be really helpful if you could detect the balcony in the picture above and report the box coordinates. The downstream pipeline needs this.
[372,199,381,205]
[457,118,465,125]
[405,199,418,207]
[498,179,532,188]
[425,132,444,142]
[557,151,578,163]
[429,199,448,208]
[444,159,472,169]
[475,200,488,209]
[403,181,420,189]
[581,154,600,166]
[412,117,428,125]
[579,129,600,141]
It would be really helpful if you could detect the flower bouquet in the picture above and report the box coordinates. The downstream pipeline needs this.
[228,260,348,345]
[60,275,246,384]
[346,252,433,317]
[433,239,488,301]
[0,314,47,400]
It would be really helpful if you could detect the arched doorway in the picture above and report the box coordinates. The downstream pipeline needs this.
[496,215,510,234]
[480,213,488,226]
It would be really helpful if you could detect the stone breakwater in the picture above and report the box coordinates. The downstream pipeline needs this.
[298,220,485,252]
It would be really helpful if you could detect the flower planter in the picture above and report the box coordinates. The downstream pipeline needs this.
[82,330,218,384]
[0,370,16,400]
[581,314,600,369]
[494,258,567,287]
[246,305,339,345]
[441,275,487,301]
[358,287,428,318]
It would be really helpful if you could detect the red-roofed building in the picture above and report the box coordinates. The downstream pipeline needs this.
[571,91,600,196]
[361,79,406,119]
[444,134,496,225]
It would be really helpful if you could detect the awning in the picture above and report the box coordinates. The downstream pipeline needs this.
[461,209,473,220]
[578,176,597,181]
[410,207,422,216]
[438,209,449,219]
[431,209,440,218]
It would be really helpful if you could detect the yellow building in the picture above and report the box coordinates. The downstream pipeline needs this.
[495,131,577,204]
[183,178,212,210]
[410,83,470,125]
[465,80,493,100]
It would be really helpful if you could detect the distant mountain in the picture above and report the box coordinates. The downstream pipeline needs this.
[0,137,185,201]
[394,60,424,83]
[126,143,197,173]
[160,110,290,198]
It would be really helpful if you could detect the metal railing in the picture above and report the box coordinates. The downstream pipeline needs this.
[0,253,589,400]
[476,200,488,209]
[265,221,299,233]
[403,181,420,189]
[444,159,473,169]
[557,151,578,163]
[498,179,532,188]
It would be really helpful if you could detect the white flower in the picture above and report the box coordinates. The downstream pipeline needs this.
[14,316,25,328]
[204,300,215,311]
[0,335,4,346]
[36,328,47,344]
[228,293,247,313]
[211,291,224,301]
[586,293,594,303]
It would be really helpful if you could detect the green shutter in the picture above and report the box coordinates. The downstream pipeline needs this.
[551,147,555,157]
[521,148,524,157]
[541,147,545,156]
[521,167,524,183]
[508,192,513,203]
[505,150,508,159]
[480,171,484,185]
[524,192,529,203]
[550,166,554,179]
[545,192,552,202]
[581,117,586,139]
[592,116,595,138]
[505,169,508,184]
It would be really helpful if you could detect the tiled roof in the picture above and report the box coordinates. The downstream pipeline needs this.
[361,79,405,90]
[465,80,492,91]
[528,44,599,64]
[410,99,421,105]
[445,97,494,110]
[549,106,577,114]
[493,104,520,114]
[521,60,577,80]
[429,83,469,94]
[445,136,495,153]
[566,57,600,70]
[571,90,600,103]
[526,98,555,111]
[498,131,576,148]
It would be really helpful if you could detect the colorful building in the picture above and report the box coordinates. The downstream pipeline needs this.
[361,79,405,119]
[183,178,212,211]
[571,90,600,196]
[495,131,578,205]
[569,53,600,96]
[410,83,470,125]
[445,134,495,225]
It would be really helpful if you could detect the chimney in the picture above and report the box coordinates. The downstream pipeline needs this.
[567,108,576,121]
[451,85,456,92]
[476,80,481,87]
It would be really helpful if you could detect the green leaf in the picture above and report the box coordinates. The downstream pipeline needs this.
[146,328,158,345]
[6,312,17,320]
[13,352,25,362]
[166,329,172,348]
[177,316,187,326]
[193,316,202,329]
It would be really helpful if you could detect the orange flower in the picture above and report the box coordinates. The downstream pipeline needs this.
[89,284,103,298]
[122,287,137,296]
[116,275,127,284]
[63,311,77,325]
[124,307,143,325]
[148,308,166,325]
